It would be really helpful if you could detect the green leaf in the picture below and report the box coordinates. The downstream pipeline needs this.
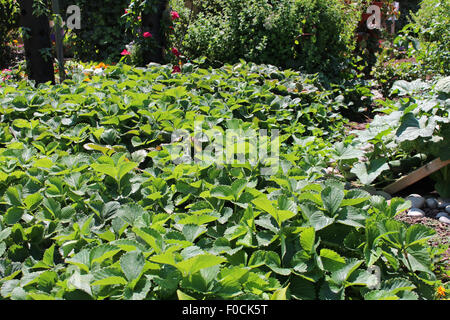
[332,142,364,160]
[321,186,344,215]
[42,244,55,267]
[4,207,24,225]
[91,163,117,180]
[89,244,120,266]
[23,193,43,210]
[210,185,234,200]
[118,204,146,227]
[117,161,138,182]
[364,290,399,300]
[337,207,367,228]
[66,249,90,272]
[341,189,371,206]
[404,247,433,274]
[5,187,22,206]
[177,215,218,226]
[42,197,61,218]
[176,254,226,276]
[91,276,128,286]
[177,289,196,300]
[405,224,435,248]
[300,203,334,231]
[132,227,163,254]
[252,196,278,223]
[381,278,416,295]
[270,285,289,300]
[299,227,315,254]
[120,251,146,282]
[319,249,346,272]
[330,259,363,286]
[231,179,247,199]
[351,159,390,185]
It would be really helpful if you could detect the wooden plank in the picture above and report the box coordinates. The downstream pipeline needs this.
[384,158,450,194]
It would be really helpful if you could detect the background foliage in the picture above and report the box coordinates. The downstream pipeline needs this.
[60,0,131,63]
[168,0,361,75]
[0,0,20,68]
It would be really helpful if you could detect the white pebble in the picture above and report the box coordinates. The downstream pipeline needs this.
[438,216,450,225]
[407,208,425,217]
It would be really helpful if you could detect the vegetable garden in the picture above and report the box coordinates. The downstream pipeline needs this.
[0,0,448,300]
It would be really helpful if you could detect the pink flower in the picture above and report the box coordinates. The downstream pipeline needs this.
[121,49,131,56]
[172,65,181,73]
[138,16,141,21]
[143,32,152,38]
[171,47,180,57]
[171,11,180,20]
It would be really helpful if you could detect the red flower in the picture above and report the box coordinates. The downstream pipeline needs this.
[124,8,129,14]
[171,47,180,57]
[143,32,152,38]
[171,11,180,20]
[172,65,181,73]
[121,49,131,56]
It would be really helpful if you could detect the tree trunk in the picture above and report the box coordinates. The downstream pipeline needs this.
[142,0,169,65]
[19,0,55,84]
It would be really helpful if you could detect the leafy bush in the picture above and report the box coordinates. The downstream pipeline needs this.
[168,0,360,74]
[409,0,450,75]
[386,0,450,77]
[0,0,20,68]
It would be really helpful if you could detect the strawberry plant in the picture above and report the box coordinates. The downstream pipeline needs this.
[349,77,450,196]
[0,61,447,300]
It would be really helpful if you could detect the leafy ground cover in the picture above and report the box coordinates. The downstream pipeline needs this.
[0,61,448,300]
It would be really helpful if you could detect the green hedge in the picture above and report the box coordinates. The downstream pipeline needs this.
[168,0,360,75]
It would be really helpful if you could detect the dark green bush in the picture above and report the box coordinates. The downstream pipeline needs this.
[169,0,360,74]
[0,0,19,68]
[60,0,131,63]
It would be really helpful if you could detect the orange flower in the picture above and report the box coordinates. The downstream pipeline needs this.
[83,78,91,82]
[437,286,446,297]
[95,62,107,69]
